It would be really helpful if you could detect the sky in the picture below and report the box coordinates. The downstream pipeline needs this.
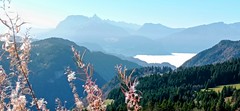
[6,0,240,28]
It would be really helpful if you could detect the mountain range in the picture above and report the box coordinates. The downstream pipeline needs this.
[37,15,170,56]
[35,15,240,57]
[135,23,184,39]
[159,22,240,52]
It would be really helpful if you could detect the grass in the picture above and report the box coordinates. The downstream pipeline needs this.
[202,83,240,92]
[104,99,114,106]
[201,84,240,104]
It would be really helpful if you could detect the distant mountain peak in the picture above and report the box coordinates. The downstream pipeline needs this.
[211,21,225,24]
[55,15,89,29]
[64,15,89,21]
[53,14,130,38]
[142,23,169,28]
[208,22,226,26]
[136,23,184,39]
[92,14,99,18]
[217,40,240,47]
[91,14,102,21]
[219,39,233,44]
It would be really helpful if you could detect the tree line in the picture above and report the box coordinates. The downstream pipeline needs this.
[107,58,240,111]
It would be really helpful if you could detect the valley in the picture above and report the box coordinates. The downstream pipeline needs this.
[0,1,240,110]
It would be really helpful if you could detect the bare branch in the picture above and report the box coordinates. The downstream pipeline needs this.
[116,65,142,111]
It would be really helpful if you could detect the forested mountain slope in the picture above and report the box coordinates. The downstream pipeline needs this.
[107,58,240,110]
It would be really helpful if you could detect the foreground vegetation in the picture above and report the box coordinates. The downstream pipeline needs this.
[107,58,240,111]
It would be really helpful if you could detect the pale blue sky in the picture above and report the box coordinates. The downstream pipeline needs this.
[10,0,240,28]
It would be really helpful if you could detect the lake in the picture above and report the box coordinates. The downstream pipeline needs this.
[134,53,196,67]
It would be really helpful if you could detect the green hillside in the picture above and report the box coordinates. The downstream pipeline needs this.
[0,37,140,110]
[107,58,240,111]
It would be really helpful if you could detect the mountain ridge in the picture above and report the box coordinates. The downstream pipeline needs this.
[159,22,240,53]
[37,14,240,56]
[0,37,140,110]
[135,23,184,39]
[181,40,240,67]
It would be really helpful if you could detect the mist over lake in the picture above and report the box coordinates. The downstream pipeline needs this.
[134,53,196,67]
